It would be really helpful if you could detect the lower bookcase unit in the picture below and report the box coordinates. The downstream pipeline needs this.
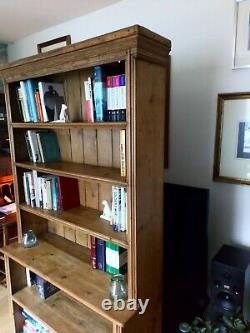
[13,286,113,333]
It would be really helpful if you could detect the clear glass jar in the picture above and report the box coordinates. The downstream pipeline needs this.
[22,230,38,248]
[109,274,128,302]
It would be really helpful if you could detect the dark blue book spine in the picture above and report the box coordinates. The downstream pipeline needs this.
[94,66,107,122]
[96,238,106,271]
[51,176,59,211]
[26,80,38,122]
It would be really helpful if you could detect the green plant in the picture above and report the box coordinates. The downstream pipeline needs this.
[179,317,219,333]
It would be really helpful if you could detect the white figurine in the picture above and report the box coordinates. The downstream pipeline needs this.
[100,200,112,222]
[59,104,69,122]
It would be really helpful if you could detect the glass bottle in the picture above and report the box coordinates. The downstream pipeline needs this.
[22,230,38,248]
[109,274,128,302]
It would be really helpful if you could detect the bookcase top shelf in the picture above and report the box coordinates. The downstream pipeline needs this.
[20,203,128,248]
[13,286,112,333]
[1,233,135,326]
[0,25,171,82]
[12,122,127,129]
[16,161,127,185]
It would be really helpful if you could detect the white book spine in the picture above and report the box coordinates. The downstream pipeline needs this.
[20,81,30,122]
[23,173,30,205]
[120,187,126,232]
[26,268,32,287]
[41,178,48,209]
[124,187,128,232]
[36,133,45,163]
[117,187,121,232]
[46,179,52,210]
[37,177,43,208]
[38,81,48,122]
[32,170,39,208]
[27,172,35,208]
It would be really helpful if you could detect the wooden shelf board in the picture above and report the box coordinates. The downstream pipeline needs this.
[12,122,127,129]
[20,204,128,249]
[15,161,127,186]
[13,286,112,333]
[2,233,135,326]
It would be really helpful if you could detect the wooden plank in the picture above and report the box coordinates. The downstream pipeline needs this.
[98,183,112,212]
[112,129,121,168]
[64,71,82,121]
[12,122,127,129]
[64,226,76,243]
[75,229,88,247]
[71,129,84,163]
[78,180,86,206]
[97,129,113,167]
[2,233,135,326]
[13,286,112,333]
[85,182,99,210]
[15,161,127,186]
[20,204,128,248]
[56,129,72,162]
[83,129,98,165]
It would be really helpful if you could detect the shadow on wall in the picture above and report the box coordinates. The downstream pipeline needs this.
[0,44,7,93]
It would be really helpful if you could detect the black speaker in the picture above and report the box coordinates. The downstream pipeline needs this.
[208,245,250,323]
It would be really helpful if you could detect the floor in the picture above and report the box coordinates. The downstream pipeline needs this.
[0,285,13,333]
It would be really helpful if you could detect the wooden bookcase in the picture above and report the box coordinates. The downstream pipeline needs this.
[0,25,171,333]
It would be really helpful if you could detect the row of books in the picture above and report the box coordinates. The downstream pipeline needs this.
[22,309,50,333]
[17,80,65,122]
[84,66,126,122]
[23,171,80,211]
[91,236,127,275]
[25,130,61,163]
[111,186,127,232]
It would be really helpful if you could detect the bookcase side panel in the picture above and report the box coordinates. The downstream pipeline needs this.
[131,57,169,333]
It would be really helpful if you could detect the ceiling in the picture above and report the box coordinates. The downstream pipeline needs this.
[0,0,120,43]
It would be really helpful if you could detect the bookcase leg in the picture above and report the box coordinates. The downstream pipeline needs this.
[4,256,16,332]
[113,324,123,333]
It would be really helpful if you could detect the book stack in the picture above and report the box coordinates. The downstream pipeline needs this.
[17,80,65,123]
[111,186,127,232]
[22,310,50,333]
[83,66,126,122]
[90,236,127,275]
[23,172,80,211]
[25,130,61,163]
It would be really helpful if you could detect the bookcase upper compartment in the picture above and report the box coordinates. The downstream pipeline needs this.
[0,25,171,333]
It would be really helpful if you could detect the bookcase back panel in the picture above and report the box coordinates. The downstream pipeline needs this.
[21,210,48,236]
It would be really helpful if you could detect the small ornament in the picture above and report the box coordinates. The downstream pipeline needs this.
[22,230,38,248]
[53,104,69,122]
[100,200,112,222]
[109,274,128,302]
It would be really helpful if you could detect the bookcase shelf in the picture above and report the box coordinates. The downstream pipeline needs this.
[13,286,112,333]
[0,25,171,333]
[16,161,127,185]
[12,122,127,129]
[20,203,128,248]
[2,233,134,325]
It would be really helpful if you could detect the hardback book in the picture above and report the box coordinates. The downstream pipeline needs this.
[26,172,36,208]
[51,176,59,211]
[106,242,127,275]
[35,275,59,300]
[23,172,31,205]
[111,186,118,229]
[38,81,65,122]
[17,87,27,122]
[26,130,42,163]
[90,236,97,269]
[36,131,61,163]
[120,129,126,177]
[25,80,39,123]
[58,176,80,210]
[93,66,107,121]
[20,81,31,122]
[41,176,52,210]
[83,77,95,122]
[34,89,43,122]
[96,238,106,271]
[120,186,127,232]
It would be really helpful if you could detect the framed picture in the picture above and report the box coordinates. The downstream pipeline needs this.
[233,0,250,68]
[214,92,250,185]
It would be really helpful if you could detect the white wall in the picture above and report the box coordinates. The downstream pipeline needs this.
[8,0,250,258]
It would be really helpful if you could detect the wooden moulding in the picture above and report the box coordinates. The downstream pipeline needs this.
[1,233,135,326]
[11,122,127,129]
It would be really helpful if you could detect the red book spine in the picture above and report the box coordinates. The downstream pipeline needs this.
[90,236,97,269]
[34,90,43,122]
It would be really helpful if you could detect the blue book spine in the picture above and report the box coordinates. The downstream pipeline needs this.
[26,80,38,122]
[51,176,59,211]
[96,239,106,271]
[94,66,107,121]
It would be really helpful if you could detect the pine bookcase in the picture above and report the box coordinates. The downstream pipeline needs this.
[0,25,171,333]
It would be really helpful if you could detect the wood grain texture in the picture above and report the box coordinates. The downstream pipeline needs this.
[13,286,112,333]
[1,233,135,326]
[12,122,127,129]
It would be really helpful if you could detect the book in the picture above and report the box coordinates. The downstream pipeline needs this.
[38,81,65,122]
[106,242,127,275]
[20,81,31,122]
[51,176,59,211]
[90,236,97,269]
[93,66,107,121]
[25,80,39,123]
[96,238,106,271]
[120,187,127,232]
[23,172,31,205]
[26,172,36,207]
[36,131,61,163]
[34,89,43,122]
[83,77,95,122]
[17,87,27,122]
[58,176,80,210]
[120,129,126,177]
[35,275,59,300]
[26,130,42,163]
